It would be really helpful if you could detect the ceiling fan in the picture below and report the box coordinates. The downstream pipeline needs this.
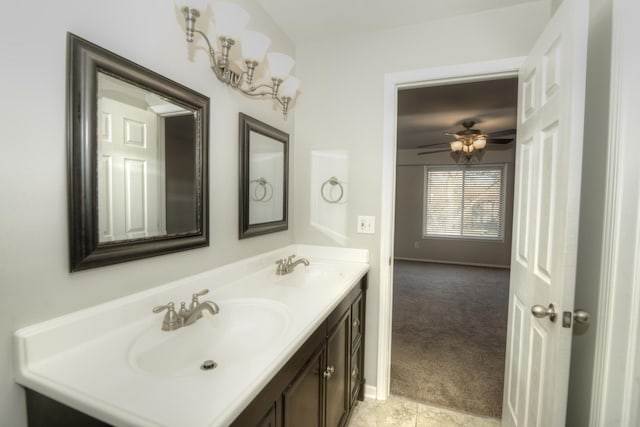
[417,120,516,159]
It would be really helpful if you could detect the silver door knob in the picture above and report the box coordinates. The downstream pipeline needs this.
[531,304,557,322]
[573,309,590,324]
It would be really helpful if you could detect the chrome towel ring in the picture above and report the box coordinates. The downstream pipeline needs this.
[250,177,273,202]
[321,176,344,203]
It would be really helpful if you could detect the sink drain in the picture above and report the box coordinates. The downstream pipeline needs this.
[200,360,217,371]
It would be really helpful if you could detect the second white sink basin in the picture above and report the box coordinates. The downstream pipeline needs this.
[129,298,290,377]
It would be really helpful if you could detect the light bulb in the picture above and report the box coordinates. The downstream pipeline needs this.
[241,31,271,63]
[176,0,210,11]
[450,140,463,152]
[267,52,295,80]
[212,2,249,40]
[280,77,300,99]
[473,137,487,150]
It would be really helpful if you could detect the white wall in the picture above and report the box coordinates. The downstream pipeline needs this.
[293,2,550,390]
[394,149,515,267]
[0,1,294,426]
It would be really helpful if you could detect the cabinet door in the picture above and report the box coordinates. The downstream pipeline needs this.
[351,294,363,348]
[256,403,277,427]
[325,311,350,427]
[283,345,324,427]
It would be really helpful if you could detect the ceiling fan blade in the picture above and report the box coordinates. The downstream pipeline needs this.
[417,149,452,155]
[486,138,514,144]
[487,128,517,138]
[417,142,450,148]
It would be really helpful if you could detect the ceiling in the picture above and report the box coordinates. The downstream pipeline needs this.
[253,1,525,152]
[256,0,543,43]
[396,78,518,150]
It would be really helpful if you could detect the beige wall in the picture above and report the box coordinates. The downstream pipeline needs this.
[0,1,294,426]
[293,2,550,388]
[394,149,515,267]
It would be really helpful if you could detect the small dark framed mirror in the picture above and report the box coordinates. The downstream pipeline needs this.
[68,33,209,271]
[239,113,289,239]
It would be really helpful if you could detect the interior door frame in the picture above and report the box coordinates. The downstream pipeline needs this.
[590,0,640,424]
[377,56,525,400]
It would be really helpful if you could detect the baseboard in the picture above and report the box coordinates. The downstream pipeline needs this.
[364,384,377,400]
[394,257,510,270]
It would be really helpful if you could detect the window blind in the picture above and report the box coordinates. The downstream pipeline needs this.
[423,165,505,240]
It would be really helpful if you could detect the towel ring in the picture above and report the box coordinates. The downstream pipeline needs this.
[321,176,344,203]
[250,178,273,202]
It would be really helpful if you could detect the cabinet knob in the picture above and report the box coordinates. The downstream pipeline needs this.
[323,366,335,379]
[351,366,359,378]
[352,318,360,328]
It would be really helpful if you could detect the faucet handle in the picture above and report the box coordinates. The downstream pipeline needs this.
[153,302,176,314]
[192,289,209,302]
[286,254,296,264]
[275,258,287,275]
[152,302,181,331]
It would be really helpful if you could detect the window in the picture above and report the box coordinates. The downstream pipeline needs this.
[423,165,506,240]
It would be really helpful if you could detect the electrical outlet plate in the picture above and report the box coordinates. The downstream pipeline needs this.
[357,216,375,234]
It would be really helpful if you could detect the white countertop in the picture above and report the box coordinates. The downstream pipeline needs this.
[14,245,369,427]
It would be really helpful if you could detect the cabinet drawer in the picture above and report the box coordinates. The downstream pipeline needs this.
[350,343,362,407]
[351,294,363,348]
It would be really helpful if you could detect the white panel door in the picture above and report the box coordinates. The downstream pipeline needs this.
[98,98,164,242]
[502,1,588,426]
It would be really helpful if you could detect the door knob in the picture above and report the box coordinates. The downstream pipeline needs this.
[573,309,590,324]
[531,304,556,322]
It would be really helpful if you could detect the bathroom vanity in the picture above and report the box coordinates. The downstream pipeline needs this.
[14,245,369,427]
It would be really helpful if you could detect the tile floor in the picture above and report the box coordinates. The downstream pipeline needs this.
[347,395,501,427]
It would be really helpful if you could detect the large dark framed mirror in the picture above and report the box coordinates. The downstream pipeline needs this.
[239,113,288,239]
[67,33,209,271]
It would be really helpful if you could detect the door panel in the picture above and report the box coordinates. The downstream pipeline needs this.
[97,97,163,242]
[502,0,588,425]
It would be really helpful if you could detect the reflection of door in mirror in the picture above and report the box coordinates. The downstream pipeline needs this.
[98,97,164,242]
[249,130,284,225]
[97,72,196,243]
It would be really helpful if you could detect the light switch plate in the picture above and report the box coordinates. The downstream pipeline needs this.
[357,216,375,234]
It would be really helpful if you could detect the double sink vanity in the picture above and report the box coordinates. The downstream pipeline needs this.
[14,245,369,427]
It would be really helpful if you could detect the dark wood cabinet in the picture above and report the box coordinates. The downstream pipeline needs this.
[283,344,324,427]
[234,276,367,427]
[256,404,277,427]
[324,310,350,427]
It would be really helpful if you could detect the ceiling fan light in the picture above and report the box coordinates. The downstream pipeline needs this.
[450,140,463,152]
[473,137,487,150]
[463,144,474,153]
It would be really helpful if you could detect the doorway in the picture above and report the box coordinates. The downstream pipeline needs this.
[389,77,517,417]
[377,57,525,403]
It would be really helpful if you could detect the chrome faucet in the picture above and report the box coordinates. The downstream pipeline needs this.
[275,254,310,275]
[153,289,219,331]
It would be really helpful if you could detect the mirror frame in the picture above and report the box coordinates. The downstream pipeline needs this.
[67,33,209,271]
[239,113,289,239]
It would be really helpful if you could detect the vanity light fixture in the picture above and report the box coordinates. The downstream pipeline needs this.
[178,0,300,118]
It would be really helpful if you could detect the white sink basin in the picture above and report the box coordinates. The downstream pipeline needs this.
[129,298,290,377]
[274,262,353,287]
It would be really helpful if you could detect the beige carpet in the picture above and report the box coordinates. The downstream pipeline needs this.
[390,260,509,418]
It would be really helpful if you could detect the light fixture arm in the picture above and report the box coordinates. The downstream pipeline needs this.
[181,6,296,118]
